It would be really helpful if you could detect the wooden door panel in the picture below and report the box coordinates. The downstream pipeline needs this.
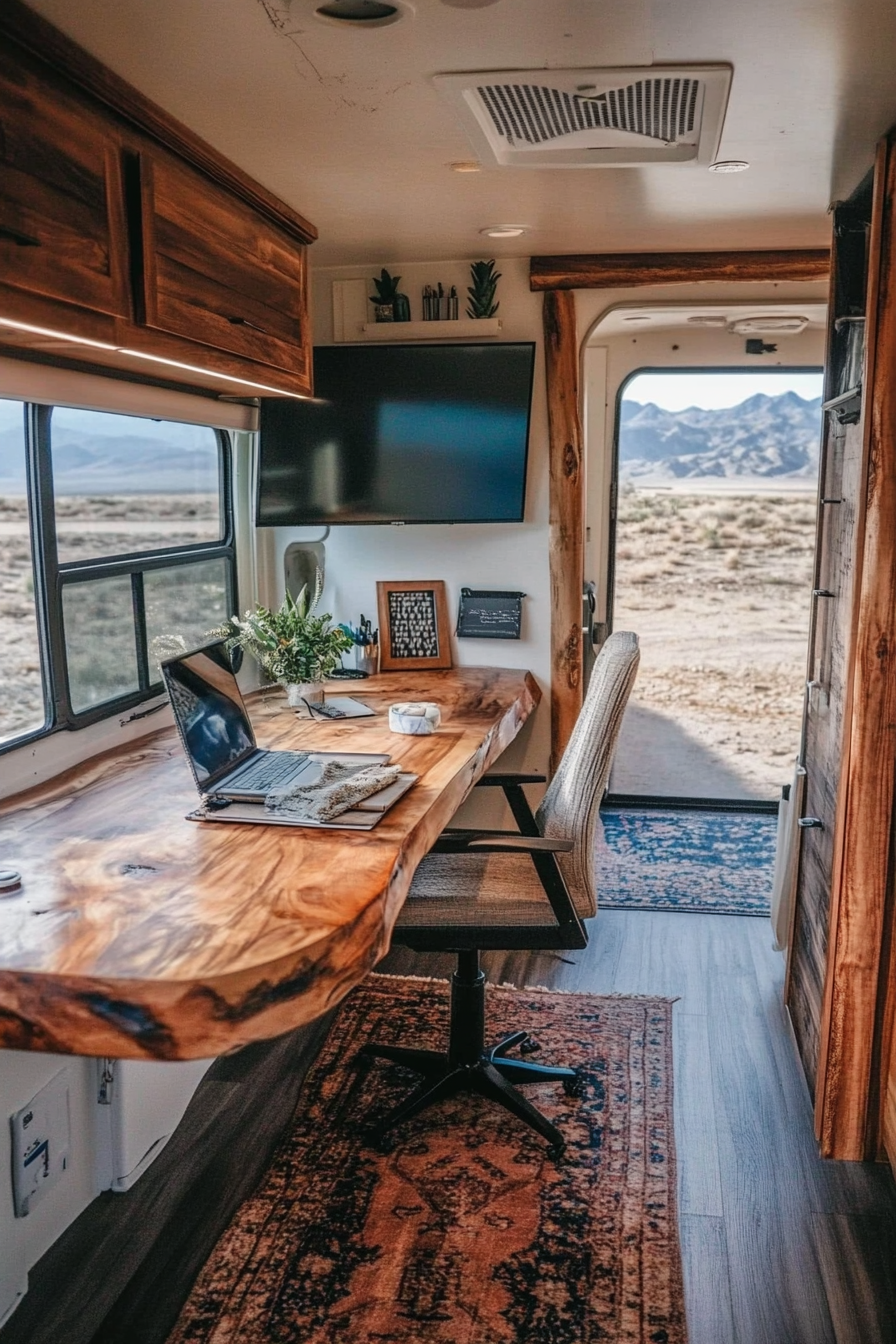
[141,152,309,376]
[0,49,128,317]
[789,416,863,1093]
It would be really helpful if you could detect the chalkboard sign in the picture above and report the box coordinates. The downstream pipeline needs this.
[456,588,525,640]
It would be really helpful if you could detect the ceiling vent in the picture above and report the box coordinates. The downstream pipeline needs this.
[434,66,732,168]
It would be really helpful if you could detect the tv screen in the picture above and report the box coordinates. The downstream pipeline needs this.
[257,342,535,525]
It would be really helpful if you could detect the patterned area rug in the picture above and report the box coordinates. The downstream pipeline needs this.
[167,975,685,1344]
[596,806,777,916]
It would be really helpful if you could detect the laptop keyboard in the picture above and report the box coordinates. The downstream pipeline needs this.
[227,752,310,792]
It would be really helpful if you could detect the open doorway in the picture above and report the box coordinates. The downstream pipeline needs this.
[608,368,823,802]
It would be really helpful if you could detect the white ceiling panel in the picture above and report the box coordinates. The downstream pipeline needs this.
[22,0,896,264]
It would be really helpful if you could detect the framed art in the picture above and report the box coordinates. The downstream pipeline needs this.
[376,580,453,672]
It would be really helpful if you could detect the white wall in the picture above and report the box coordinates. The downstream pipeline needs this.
[0,1053,97,1325]
[272,257,552,805]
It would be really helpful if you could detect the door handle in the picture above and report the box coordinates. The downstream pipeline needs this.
[798,816,824,829]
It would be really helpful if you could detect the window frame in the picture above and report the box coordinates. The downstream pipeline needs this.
[0,400,236,752]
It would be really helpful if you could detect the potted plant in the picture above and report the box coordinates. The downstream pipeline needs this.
[370,268,411,322]
[223,574,352,707]
[467,259,501,318]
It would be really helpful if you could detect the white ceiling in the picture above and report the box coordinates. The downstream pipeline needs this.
[26,0,896,266]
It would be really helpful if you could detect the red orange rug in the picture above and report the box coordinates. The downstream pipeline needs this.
[167,975,686,1344]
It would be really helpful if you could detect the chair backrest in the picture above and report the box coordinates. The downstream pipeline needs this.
[535,631,640,917]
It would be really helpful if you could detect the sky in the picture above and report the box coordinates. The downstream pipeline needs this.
[623,371,824,412]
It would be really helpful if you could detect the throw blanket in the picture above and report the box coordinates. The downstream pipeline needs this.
[266,761,403,822]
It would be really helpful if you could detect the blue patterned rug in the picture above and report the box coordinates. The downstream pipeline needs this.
[595,807,777,916]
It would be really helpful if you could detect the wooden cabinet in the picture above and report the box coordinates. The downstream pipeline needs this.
[0,45,129,319]
[0,0,315,398]
[138,151,310,385]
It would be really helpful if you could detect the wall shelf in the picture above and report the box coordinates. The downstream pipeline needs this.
[358,318,502,342]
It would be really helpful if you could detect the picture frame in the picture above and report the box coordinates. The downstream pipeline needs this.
[376,580,453,672]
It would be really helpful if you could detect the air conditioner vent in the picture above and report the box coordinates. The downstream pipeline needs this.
[478,78,701,148]
[435,66,732,168]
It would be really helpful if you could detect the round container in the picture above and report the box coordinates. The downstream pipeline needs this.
[389,702,441,735]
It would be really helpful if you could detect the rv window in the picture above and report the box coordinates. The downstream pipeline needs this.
[0,402,235,751]
[0,398,49,746]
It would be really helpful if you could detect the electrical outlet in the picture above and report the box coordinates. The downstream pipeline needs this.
[10,1068,71,1218]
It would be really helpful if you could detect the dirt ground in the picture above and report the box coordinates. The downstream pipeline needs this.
[610,485,817,800]
[1,488,819,787]
[0,495,219,742]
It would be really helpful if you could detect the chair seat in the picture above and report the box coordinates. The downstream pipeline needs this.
[397,851,561,930]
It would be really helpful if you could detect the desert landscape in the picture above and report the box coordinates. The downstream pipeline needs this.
[611,484,817,800]
[0,494,224,740]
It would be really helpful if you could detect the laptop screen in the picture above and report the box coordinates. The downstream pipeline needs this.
[162,642,255,787]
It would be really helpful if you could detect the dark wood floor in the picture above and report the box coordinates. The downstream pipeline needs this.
[3,909,896,1344]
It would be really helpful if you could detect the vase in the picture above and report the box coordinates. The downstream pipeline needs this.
[285,681,325,709]
[393,293,411,322]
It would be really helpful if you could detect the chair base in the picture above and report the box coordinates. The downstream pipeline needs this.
[358,951,581,1156]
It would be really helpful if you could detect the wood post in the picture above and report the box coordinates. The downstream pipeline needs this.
[815,132,896,1159]
[543,289,584,773]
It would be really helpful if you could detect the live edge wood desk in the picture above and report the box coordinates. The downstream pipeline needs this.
[0,667,539,1061]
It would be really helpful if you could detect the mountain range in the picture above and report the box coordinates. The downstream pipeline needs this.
[0,390,823,494]
[619,391,823,480]
[0,424,219,495]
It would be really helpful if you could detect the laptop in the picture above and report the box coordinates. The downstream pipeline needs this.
[161,640,388,802]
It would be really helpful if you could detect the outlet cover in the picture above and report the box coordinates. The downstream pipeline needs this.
[10,1069,71,1218]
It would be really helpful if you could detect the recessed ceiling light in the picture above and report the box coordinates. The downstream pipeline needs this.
[687,315,728,326]
[708,159,750,173]
[440,0,501,8]
[313,0,409,27]
[450,160,482,173]
[479,224,528,238]
[622,315,651,323]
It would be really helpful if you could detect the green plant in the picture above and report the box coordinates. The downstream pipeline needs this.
[370,268,401,304]
[223,573,352,685]
[467,259,501,318]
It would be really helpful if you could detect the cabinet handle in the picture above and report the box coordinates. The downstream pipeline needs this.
[813,589,835,598]
[0,224,40,247]
[798,816,824,829]
[227,316,268,334]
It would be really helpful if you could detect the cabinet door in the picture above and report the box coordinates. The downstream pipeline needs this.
[0,49,129,318]
[139,151,310,382]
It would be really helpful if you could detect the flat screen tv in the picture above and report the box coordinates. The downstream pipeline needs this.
[257,342,535,525]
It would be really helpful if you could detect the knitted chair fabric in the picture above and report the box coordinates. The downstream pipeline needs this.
[536,630,640,917]
[396,631,640,931]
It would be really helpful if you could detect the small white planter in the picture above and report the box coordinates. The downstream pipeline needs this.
[285,681,325,709]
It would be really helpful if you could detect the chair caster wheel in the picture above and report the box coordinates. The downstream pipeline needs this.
[563,1072,586,1098]
[520,1038,541,1055]
[547,1142,566,1161]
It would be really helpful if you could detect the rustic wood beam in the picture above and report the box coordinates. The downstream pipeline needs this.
[543,289,584,773]
[530,248,830,292]
[816,132,896,1160]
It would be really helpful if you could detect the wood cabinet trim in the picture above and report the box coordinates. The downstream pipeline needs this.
[530,248,831,292]
[1,0,317,246]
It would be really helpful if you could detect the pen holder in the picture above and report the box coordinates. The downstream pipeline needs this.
[355,643,379,676]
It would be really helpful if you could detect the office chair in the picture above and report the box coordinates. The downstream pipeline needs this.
[360,630,640,1154]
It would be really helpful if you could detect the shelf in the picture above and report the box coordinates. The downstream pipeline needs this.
[357,318,502,342]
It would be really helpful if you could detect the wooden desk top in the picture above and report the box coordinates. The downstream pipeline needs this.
[0,667,539,1060]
